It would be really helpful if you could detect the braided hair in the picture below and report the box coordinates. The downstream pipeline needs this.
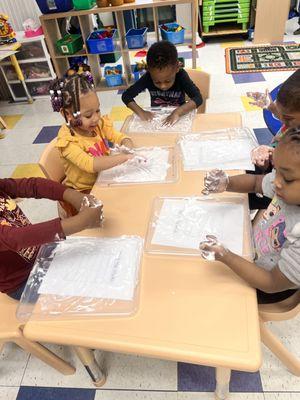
[49,74,94,135]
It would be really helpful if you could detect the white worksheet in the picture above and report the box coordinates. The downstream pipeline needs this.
[179,130,257,171]
[151,198,244,254]
[127,107,195,133]
[38,237,143,300]
[98,147,172,184]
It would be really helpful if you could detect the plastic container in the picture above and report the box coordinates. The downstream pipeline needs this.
[56,34,83,55]
[72,0,96,9]
[160,22,185,44]
[86,29,117,54]
[104,65,123,87]
[24,26,44,38]
[35,0,73,14]
[125,28,148,49]
[131,64,146,81]
[96,0,109,6]
[100,52,121,64]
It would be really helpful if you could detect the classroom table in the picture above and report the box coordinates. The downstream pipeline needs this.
[22,112,261,400]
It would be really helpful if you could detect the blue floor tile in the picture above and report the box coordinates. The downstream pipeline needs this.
[17,387,95,400]
[33,126,60,144]
[178,363,263,392]
[178,51,199,60]
[232,73,265,84]
[253,128,274,145]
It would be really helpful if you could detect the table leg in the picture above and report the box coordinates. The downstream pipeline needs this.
[73,346,106,387]
[9,54,33,104]
[215,367,231,400]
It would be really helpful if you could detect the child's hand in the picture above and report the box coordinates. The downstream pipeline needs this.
[199,234,228,261]
[139,110,155,122]
[246,89,272,109]
[251,145,274,168]
[80,194,103,210]
[78,201,104,229]
[116,153,134,165]
[202,169,229,195]
[111,144,135,155]
[63,188,90,212]
[162,110,180,127]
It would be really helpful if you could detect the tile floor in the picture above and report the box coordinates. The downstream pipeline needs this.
[1,16,300,400]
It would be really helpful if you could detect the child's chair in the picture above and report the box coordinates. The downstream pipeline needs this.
[38,138,65,183]
[259,290,300,375]
[186,69,210,114]
[0,292,75,374]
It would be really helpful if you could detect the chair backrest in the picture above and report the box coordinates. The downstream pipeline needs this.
[259,290,300,322]
[186,69,211,114]
[38,139,65,183]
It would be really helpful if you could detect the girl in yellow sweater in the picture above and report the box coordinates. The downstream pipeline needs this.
[50,74,134,192]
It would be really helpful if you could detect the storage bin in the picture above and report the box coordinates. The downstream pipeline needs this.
[125,28,148,49]
[99,52,121,64]
[72,0,96,10]
[86,29,117,54]
[56,34,83,55]
[160,23,185,44]
[35,0,73,14]
[131,64,146,81]
[104,65,123,87]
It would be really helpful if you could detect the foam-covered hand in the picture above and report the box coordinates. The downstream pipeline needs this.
[162,110,180,127]
[202,169,229,195]
[80,195,104,225]
[251,145,274,168]
[199,234,228,261]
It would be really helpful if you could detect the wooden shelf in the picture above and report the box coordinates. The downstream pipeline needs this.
[40,0,198,92]
[201,24,248,37]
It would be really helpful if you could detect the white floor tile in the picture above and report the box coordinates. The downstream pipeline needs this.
[0,343,29,387]
[102,353,177,391]
[0,387,19,400]
[260,317,300,392]
[0,165,17,178]
[178,393,264,400]
[264,394,300,400]
[18,198,59,223]
[22,347,177,391]
[95,390,177,400]
[21,344,96,388]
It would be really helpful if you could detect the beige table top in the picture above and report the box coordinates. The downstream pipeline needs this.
[23,113,261,372]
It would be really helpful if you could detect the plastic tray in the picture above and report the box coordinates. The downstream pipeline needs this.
[96,146,178,186]
[16,236,144,321]
[178,127,258,171]
[145,195,254,258]
[123,107,196,135]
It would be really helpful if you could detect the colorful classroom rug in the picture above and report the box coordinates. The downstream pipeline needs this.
[225,44,300,73]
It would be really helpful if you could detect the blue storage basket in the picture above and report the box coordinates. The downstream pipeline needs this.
[126,28,148,49]
[131,65,146,81]
[86,30,117,54]
[104,65,123,87]
[160,23,185,44]
[36,0,73,14]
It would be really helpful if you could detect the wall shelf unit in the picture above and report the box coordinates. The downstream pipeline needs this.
[40,0,198,92]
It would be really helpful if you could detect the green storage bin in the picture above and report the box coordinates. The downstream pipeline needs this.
[56,34,83,55]
[72,0,96,9]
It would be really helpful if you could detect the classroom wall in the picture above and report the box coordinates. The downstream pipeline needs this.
[0,0,41,31]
